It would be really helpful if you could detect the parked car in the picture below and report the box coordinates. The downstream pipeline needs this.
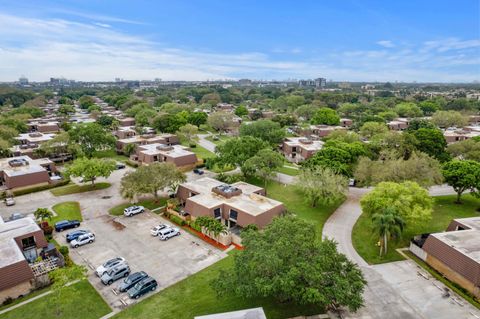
[66,229,89,243]
[116,163,126,170]
[4,197,15,206]
[127,276,157,299]
[193,168,204,175]
[55,220,81,232]
[101,264,130,285]
[70,232,95,248]
[348,178,356,187]
[96,257,126,277]
[150,224,170,236]
[124,205,145,217]
[119,271,148,292]
[158,227,180,241]
[8,213,24,221]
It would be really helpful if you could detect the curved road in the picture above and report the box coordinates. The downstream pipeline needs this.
[322,185,480,319]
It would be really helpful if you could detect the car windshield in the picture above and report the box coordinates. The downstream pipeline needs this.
[105,259,119,267]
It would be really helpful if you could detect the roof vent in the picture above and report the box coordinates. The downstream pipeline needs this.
[212,184,242,198]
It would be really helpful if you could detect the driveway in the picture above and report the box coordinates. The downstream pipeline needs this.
[55,211,227,311]
[198,133,216,153]
[323,185,480,319]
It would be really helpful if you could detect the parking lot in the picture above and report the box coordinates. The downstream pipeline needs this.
[54,211,228,310]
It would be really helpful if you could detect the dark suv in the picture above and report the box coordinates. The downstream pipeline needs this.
[55,220,80,232]
[66,230,88,242]
[118,271,148,292]
[128,276,157,299]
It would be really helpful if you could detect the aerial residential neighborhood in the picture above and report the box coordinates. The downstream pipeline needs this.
[0,1,479,319]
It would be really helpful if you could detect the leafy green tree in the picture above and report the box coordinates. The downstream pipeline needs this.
[36,132,80,161]
[271,114,297,127]
[360,181,433,224]
[34,208,53,221]
[57,104,75,116]
[66,158,116,186]
[311,107,340,125]
[78,95,95,109]
[194,216,228,244]
[234,105,248,117]
[354,152,443,187]
[295,104,319,120]
[368,131,418,160]
[135,108,157,126]
[448,138,480,161]
[212,215,366,311]
[207,112,235,133]
[395,102,423,117]
[0,138,11,157]
[413,128,449,162]
[177,124,199,145]
[200,92,221,106]
[372,208,405,256]
[405,118,437,132]
[442,160,480,203]
[324,130,361,143]
[187,112,208,127]
[152,113,188,133]
[123,143,137,156]
[242,149,284,186]
[418,100,440,116]
[87,104,101,113]
[68,123,115,158]
[360,122,388,139]
[154,95,172,107]
[431,110,468,128]
[239,120,285,145]
[215,136,269,167]
[296,167,348,207]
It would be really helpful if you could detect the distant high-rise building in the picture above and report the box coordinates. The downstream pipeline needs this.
[315,77,326,88]
[18,76,28,85]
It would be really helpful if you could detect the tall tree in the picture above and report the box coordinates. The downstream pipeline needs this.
[211,215,366,312]
[431,110,468,128]
[239,119,285,145]
[360,122,389,139]
[371,208,405,256]
[215,136,269,167]
[442,160,480,203]
[447,138,480,161]
[413,128,450,162]
[296,167,348,207]
[68,123,115,158]
[360,181,433,224]
[311,107,340,125]
[177,123,199,146]
[241,149,284,186]
[66,158,116,186]
[207,112,235,133]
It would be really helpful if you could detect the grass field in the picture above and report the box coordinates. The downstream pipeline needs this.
[113,252,324,319]
[50,182,111,196]
[0,286,51,312]
[352,194,480,264]
[109,198,168,216]
[205,134,232,145]
[51,201,83,223]
[0,280,110,319]
[186,144,215,160]
[93,149,129,162]
[276,165,300,176]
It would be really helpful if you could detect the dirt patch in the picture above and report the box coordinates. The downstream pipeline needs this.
[99,215,126,230]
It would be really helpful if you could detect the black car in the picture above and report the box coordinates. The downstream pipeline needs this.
[127,276,157,299]
[55,220,80,232]
[116,163,126,170]
[118,271,148,292]
[193,168,204,175]
[66,229,89,242]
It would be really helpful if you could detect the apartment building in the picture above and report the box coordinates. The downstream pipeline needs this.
[0,156,57,190]
[281,137,324,163]
[12,132,55,157]
[116,133,179,153]
[177,177,285,229]
[131,144,198,167]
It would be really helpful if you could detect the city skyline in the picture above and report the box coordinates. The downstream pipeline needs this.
[0,0,479,82]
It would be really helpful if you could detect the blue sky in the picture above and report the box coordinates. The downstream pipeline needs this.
[0,0,479,82]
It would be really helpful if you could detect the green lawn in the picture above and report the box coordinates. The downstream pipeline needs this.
[0,280,110,319]
[247,177,342,234]
[50,182,111,196]
[0,286,51,312]
[51,201,83,223]
[113,252,323,319]
[205,134,232,145]
[93,149,129,162]
[108,198,168,216]
[352,194,480,264]
[182,142,215,160]
[276,165,300,176]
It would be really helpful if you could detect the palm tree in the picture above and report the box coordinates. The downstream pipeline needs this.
[371,207,405,256]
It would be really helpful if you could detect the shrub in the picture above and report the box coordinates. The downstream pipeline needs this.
[169,214,185,226]
[125,160,139,168]
[190,221,202,232]
[59,246,69,257]
[217,173,245,184]
[2,297,13,306]
[189,143,197,148]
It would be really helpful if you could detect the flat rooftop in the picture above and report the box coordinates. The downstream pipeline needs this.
[0,156,52,177]
[118,133,175,144]
[16,133,55,143]
[454,216,480,230]
[183,177,283,216]
[284,137,324,151]
[0,217,40,268]
[138,144,194,158]
[430,230,480,264]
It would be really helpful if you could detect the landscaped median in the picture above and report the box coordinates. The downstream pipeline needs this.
[52,201,83,223]
[0,280,111,319]
[50,182,111,196]
[352,194,480,264]
[108,198,167,216]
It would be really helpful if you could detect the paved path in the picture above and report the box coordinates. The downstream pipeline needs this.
[322,184,480,319]
[198,133,216,153]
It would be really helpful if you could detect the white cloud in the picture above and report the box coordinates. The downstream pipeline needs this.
[0,12,478,83]
[377,40,395,48]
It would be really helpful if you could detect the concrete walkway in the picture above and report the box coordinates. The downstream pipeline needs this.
[322,184,480,319]
[197,133,217,153]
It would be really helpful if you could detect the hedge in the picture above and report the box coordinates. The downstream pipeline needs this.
[169,214,185,226]
[12,179,70,196]
[125,160,139,168]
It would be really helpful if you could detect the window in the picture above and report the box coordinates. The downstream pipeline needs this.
[214,208,221,219]
[21,236,36,250]
[229,210,238,221]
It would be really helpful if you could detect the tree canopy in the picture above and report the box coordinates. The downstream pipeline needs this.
[311,107,340,125]
[66,158,116,185]
[68,123,115,157]
[215,136,269,167]
[239,119,285,145]
[442,160,480,203]
[296,167,348,207]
